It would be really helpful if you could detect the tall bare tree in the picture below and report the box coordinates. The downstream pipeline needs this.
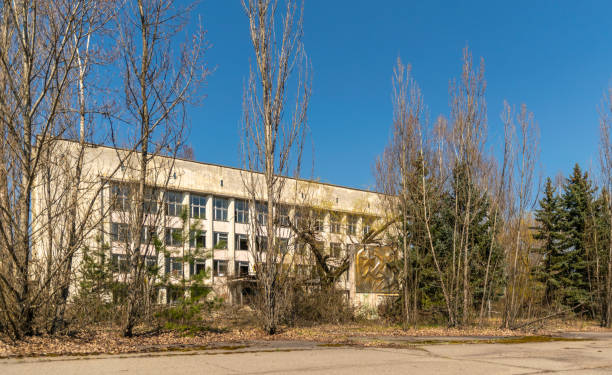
[113,0,208,337]
[501,102,539,328]
[241,0,310,334]
[598,87,612,328]
[0,0,108,340]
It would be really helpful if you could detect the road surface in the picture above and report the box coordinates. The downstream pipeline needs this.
[2,332,612,374]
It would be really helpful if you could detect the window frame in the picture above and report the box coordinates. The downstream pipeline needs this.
[111,184,130,212]
[111,222,130,242]
[165,227,183,247]
[189,230,206,249]
[165,191,183,217]
[213,197,229,221]
[235,233,249,251]
[213,231,228,249]
[235,261,249,277]
[213,259,228,277]
[235,199,249,224]
[190,194,207,219]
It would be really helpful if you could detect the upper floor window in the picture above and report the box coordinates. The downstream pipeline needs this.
[278,205,290,227]
[213,231,228,249]
[235,234,249,251]
[165,227,183,247]
[256,202,268,226]
[213,197,228,221]
[111,254,129,273]
[165,191,183,217]
[314,212,324,232]
[256,236,268,252]
[347,215,358,235]
[165,257,183,277]
[330,212,342,234]
[190,259,206,277]
[111,184,130,211]
[235,199,249,223]
[363,217,373,237]
[189,230,206,249]
[140,226,156,243]
[190,194,207,219]
[111,222,129,242]
[144,188,158,214]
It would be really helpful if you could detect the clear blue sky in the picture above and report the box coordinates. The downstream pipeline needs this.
[186,0,612,191]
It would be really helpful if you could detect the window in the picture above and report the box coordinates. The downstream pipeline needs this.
[314,213,324,232]
[190,194,207,219]
[213,232,228,249]
[363,217,373,236]
[235,261,249,277]
[165,191,183,217]
[140,226,156,243]
[165,257,183,277]
[330,242,342,258]
[213,197,229,221]
[256,236,268,252]
[111,222,129,242]
[190,259,206,277]
[111,254,129,273]
[111,184,130,211]
[165,227,182,247]
[278,205,290,227]
[235,234,249,251]
[279,238,289,253]
[189,230,206,248]
[347,215,358,235]
[235,199,249,223]
[144,188,158,214]
[330,213,342,234]
[143,255,157,272]
[256,202,267,225]
[213,260,228,276]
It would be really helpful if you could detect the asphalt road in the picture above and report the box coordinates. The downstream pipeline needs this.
[2,332,612,374]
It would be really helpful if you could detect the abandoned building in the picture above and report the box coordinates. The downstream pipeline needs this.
[32,140,398,309]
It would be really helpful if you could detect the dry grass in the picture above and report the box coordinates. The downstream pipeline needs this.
[0,308,609,359]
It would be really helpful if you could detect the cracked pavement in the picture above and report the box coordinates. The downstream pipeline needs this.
[2,332,612,374]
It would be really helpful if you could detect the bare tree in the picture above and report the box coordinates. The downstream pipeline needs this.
[113,0,209,337]
[0,0,110,340]
[375,57,425,327]
[501,101,539,329]
[598,87,612,328]
[241,0,310,334]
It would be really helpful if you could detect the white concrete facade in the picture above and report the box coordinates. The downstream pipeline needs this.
[32,140,394,309]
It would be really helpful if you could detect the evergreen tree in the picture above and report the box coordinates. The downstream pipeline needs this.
[559,164,594,310]
[533,177,564,305]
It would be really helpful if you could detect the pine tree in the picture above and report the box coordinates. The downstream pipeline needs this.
[559,164,594,310]
[534,177,564,305]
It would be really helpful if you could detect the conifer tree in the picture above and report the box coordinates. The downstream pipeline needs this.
[534,177,564,305]
[559,164,594,310]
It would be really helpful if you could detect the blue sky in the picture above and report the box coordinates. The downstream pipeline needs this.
[186,0,612,190]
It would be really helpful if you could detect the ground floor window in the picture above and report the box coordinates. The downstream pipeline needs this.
[235,261,249,277]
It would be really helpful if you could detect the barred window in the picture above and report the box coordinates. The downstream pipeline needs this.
[190,194,207,219]
[235,199,249,223]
